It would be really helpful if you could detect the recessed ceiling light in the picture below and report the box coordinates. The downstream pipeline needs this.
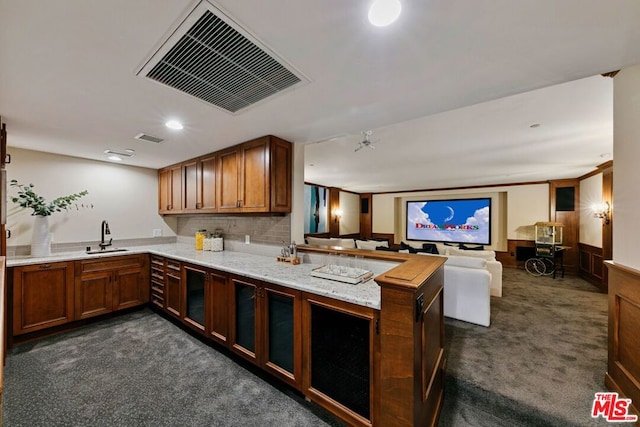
[529,123,541,128]
[165,120,184,130]
[108,155,122,162]
[125,148,136,153]
[368,0,402,27]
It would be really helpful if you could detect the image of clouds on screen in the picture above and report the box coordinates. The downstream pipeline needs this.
[408,203,490,244]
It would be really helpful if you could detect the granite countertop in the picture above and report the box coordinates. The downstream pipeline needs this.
[7,244,396,310]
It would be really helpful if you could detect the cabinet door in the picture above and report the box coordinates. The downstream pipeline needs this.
[304,298,375,425]
[229,277,259,362]
[207,269,228,345]
[263,284,301,389]
[158,166,182,213]
[240,137,269,212]
[199,154,217,211]
[165,261,182,318]
[13,262,75,335]
[183,264,206,332]
[216,147,241,213]
[75,270,112,319]
[270,137,292,213]
[113,265,147,311]
[158,169,171,214]
[183,160,199,212]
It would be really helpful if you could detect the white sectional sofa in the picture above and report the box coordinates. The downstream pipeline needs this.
[437,245,503,298]
[440,255,492,327]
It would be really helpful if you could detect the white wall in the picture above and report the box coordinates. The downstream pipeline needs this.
[579,173,603,248]
[372,183,549,251]
[6,148,175,245]
[339,191,360,235]
[291,143,306,244]
[613,65,640,269]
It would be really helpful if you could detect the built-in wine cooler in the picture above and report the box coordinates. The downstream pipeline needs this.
[310,304,371,420]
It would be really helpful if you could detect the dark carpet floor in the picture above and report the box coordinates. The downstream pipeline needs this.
[2,310,341,427]
[439,268,614,427]
[2,268,614,426]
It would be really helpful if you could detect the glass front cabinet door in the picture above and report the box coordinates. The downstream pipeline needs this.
[229,276,301,389]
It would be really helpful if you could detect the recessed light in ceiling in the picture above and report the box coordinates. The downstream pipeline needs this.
[165,120,183,130]
[529,123,541,128]
[107,155,122,162]
[125,148,135,153]
[368,0,402,27]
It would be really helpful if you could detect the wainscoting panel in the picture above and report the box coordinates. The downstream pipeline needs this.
[605,261,640,421]
[579,243,605,291]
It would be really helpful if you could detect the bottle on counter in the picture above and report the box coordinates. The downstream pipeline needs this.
[195,229,207,250]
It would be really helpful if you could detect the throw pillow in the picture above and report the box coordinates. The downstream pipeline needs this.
[356,239,389,250]
[338,238,356,249]
[421,243,439,254]
[400,241,417,253]
[459,243,485,251]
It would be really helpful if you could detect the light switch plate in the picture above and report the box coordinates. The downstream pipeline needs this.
[153,229,162,237]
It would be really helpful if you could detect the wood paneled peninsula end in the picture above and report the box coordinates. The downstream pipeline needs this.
[6,243,446,427]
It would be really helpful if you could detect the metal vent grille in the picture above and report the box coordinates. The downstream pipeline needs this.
[135,133,164,143]
[141,5,304,114]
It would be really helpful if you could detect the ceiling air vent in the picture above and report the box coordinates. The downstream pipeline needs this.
[135,133,164,143]
[137,1,308,114]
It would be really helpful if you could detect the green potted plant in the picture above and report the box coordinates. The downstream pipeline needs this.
[10,180,92,256]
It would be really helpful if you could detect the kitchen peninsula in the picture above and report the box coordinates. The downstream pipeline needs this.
[7,243,446,427]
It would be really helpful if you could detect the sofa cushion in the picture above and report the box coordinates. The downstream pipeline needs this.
[445,255,487,269]
[356,239,389,250]
[337,238,356,248]
[306,236,341,247]
[448,247,496,261]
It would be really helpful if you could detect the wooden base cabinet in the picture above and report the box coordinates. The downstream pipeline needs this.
[229,276,302,389]
[164,259,182,318]
[302,295,379,427]
[75,254,149,320]
[12,261,75,335]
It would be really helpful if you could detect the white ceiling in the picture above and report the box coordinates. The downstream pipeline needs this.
[1,0,639,193]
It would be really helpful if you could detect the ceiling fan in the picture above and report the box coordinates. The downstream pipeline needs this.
[355,131,376,152]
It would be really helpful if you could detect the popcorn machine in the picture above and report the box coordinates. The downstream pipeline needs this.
[534,222,563,257]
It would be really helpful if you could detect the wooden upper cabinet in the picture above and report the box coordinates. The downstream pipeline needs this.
[217,135,291,214]
[158,135,291,215]
[269,137,292,213]
[158,165,182,214]
[217,146,242,213]
[183,154,217,213]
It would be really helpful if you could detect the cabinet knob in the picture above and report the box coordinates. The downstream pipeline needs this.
[5,153,10,164]
[40,264,52,269]
[6,229,11,238]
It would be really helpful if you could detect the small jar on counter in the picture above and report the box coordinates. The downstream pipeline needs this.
[202,233,213,251]
[195,229,207,250]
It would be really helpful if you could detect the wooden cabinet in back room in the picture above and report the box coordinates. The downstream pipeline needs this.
[74,254,149,320]
[12,261,75,335]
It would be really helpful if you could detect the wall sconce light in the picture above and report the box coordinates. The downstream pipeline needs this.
[333,209,343,223]
[592,201,611,225]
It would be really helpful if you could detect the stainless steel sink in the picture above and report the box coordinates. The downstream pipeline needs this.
[86,248,128,255]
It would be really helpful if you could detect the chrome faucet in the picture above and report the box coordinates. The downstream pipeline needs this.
[99,220,112,250]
